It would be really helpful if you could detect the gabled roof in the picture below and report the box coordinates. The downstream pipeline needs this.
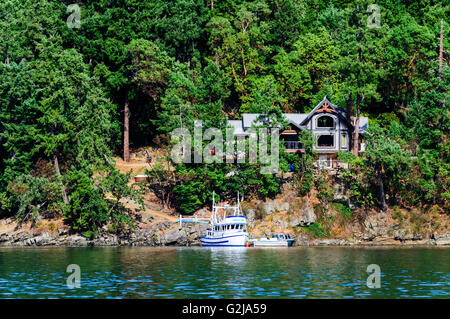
[227,96,369,134]
[299,96,349,126]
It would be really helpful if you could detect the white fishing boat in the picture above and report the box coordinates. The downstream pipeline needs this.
[250,233,294,247]
[200,192,249,247]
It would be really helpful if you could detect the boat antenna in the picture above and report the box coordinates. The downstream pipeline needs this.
[238,191,243,214]
[212,191,216,224]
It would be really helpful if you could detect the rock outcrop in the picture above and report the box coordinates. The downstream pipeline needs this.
[0,223,207,247]
[288,198,316,227]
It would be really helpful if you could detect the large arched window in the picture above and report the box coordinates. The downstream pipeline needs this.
[317,115,334,128]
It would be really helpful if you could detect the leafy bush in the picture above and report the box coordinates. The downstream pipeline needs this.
[305,222,329,238]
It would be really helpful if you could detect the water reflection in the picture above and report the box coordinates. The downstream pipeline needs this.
[0,246,449,298]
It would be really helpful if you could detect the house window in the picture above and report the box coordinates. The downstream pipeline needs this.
[317,116,334,128]
[341,134,348,148]
[317,135,334,148]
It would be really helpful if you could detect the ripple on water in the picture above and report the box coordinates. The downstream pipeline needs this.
[0,246,449,298]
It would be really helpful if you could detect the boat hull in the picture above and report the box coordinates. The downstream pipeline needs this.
[200,233,249,247]
[252,240,294,247]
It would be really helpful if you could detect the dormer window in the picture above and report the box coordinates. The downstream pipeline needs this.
[317,115,334,128]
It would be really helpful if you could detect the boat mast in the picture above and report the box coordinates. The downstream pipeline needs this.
[237,191,240,214]
[212,191,216,225]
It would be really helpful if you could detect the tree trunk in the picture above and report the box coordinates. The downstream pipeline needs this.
[53,154,69,205]
[352,95,361,155]
[439,19,444,79]
[210,0,214,10]
[346,94,354,152]
[123,96,130,162]
[353,46,362,155]
[377,165,387,212]
[5,43,9,65]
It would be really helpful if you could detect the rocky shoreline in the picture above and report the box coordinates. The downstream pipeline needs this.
[1,225,449,248]
[1,184,449,248]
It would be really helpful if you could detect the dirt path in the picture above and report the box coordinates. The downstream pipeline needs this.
[115,157,151,175]
[114,156,178,224]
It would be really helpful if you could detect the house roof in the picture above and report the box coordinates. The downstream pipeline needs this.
[242,114,263,129]
[242,113,308,130]
[227,96,369,135]
[299,96,349,126]
[356,117,369,133]
[284,113,308,129]
[227,120,250,136]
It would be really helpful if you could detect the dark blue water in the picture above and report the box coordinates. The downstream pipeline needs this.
[0,246,449,298]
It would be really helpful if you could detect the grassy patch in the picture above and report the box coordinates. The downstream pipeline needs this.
[331,202,352,218]
[305,222,330,238]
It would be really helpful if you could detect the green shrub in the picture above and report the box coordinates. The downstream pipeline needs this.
[331,202,352,218]
[305,222,329,238]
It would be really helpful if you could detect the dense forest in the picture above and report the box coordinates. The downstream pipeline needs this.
[0,0,448,236]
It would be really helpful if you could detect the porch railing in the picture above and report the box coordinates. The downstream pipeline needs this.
[284,141,302,150]
[315,160,349,169]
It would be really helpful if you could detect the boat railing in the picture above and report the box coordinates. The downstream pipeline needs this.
[176,215,210,227]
